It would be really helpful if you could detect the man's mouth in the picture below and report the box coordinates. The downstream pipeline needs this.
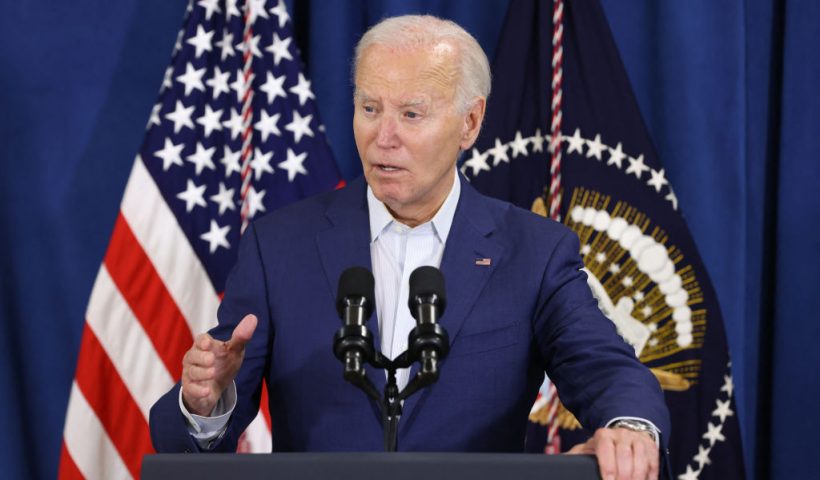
[377,164,401,172]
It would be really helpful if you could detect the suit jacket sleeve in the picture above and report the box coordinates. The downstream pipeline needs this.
[533,228,671,445]
[149,223,274,452]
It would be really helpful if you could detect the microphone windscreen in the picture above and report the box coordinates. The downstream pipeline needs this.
[336,266,375,317]
[408,266,446,311]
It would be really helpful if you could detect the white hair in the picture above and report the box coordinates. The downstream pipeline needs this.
[353,15,492,113]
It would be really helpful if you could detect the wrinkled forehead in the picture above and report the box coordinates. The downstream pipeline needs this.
[354,42,460,99]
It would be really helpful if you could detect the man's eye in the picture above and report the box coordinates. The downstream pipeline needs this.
[404,111,420,119]
[363,105,376,113]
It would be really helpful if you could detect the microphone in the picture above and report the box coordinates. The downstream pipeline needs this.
[333,267,376,383]
[336,266,375,326]
[407,266,450,383]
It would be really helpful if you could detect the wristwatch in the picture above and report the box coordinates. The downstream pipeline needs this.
[610,419,659,446]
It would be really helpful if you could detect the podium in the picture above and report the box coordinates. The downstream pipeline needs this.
[141,452,601,479]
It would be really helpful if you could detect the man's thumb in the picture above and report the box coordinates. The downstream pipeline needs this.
[229,314,258,349]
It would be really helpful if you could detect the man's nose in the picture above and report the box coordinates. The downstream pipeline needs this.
[375,116,399,148]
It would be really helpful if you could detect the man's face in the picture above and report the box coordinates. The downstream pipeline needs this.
[353,42,485,225]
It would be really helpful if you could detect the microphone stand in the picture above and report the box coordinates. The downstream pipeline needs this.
[379,351,404,452]
[334,325,448,452]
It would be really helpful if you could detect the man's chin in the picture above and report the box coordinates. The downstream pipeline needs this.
[373,191,404,209]
[369,187,408,213]
[367,180,402,202]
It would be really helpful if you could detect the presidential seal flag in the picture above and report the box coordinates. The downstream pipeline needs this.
[59,0,341,478]
[464,0,745,478]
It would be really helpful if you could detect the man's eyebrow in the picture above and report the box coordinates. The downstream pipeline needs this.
[355,91,376,102]
[398,98,429,108]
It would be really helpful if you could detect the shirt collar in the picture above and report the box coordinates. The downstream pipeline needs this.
[366,168,461,244]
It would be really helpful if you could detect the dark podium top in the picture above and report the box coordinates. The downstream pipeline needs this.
[142,452,601,480]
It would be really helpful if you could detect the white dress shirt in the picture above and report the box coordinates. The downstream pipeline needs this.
[367,168,460,389]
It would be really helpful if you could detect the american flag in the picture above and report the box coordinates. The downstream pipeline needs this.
[58,0,341,478]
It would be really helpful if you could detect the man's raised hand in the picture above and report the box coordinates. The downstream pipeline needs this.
[181,314,258,416]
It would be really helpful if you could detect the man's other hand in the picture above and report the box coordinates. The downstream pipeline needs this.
[180,314,257,416]
[567,427,659,480]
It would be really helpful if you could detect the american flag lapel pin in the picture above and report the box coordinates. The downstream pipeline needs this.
[475,257,492,266]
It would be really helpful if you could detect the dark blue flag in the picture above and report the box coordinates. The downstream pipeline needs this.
[464,1,745,478]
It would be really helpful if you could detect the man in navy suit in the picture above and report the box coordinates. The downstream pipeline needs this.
[150,15,669,480]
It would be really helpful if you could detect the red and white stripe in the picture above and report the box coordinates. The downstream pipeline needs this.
[541,0,565,454]
[59,157,271,479]
[543,381,561,452]
[238,3,256,234]
[548,0,564,221]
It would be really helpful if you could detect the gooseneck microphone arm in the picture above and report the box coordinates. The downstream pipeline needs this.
[333,266,450,452]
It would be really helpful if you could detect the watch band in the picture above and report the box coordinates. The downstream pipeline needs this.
[610,419,660,446]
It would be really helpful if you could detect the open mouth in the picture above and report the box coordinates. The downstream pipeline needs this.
[377,164,402,172]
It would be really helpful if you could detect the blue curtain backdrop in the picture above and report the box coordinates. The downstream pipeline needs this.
[0,1,816,478]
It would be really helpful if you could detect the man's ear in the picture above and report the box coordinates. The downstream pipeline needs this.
[460,97,487,150]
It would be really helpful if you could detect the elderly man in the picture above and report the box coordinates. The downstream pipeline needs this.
[150,15,670,480]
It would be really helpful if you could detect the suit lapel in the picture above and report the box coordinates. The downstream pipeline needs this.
[400,177,505,432]
[437,184,504,349]
[314,178,388,409]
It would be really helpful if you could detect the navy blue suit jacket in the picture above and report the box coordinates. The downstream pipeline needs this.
[150,176,670,452]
